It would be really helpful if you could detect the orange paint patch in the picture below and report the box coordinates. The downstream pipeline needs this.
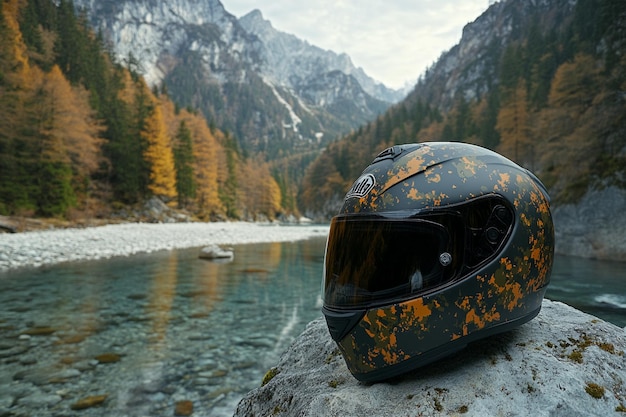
[498,173,510,191]
[382,156,429,193]
[407,188,421,200]
[401,298,432,319]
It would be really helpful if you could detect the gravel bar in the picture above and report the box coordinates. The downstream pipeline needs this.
[0,222,330,271]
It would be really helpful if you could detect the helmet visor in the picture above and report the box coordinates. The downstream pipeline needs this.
[324,214,461,309]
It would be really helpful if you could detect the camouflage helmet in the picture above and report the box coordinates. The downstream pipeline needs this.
[322,142,554,382]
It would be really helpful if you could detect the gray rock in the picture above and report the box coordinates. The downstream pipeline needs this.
[553,186,626,261]
[234,299,626,417]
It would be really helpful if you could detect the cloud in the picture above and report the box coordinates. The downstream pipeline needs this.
[224,0,489,88]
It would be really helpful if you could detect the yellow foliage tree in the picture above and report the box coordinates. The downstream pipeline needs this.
[141,99,177,199]
[238,157,282,219]
[39,65,104,179]
[186,114,223,215]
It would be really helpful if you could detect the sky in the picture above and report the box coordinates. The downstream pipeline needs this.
[223,1,493,89]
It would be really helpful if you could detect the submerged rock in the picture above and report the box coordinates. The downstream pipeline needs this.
[234,300,626,417]
[199,245,234,261]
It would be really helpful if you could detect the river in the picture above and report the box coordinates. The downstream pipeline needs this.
[0,237,624,416]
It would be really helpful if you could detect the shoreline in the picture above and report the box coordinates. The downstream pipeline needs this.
[0,222,330,271]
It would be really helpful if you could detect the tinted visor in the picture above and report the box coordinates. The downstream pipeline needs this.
[324,214,461,309]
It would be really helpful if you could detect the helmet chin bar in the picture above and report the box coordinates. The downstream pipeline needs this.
[346,303,544,383]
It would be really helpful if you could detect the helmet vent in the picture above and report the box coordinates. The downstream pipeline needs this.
[372,145,411,163]
[465,202,514,269]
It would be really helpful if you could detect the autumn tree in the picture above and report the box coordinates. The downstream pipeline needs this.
[185,113,222,216]
[534,53,602,201]
[29,65,104,214]
[141,97,177,200]
[238,157,282,220]
[41,66,103,179]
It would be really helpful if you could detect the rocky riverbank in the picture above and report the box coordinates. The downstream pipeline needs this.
[0,222,329,271]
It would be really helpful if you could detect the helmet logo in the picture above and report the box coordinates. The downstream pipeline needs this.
[346,174,376,199]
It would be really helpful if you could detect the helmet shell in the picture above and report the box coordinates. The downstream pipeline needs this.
[323,142,554,382]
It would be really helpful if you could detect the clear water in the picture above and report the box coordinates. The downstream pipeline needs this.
[0,238,328,417]
[546,255,626,328]
[0,240,624,417]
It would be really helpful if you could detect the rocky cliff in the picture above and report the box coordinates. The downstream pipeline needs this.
[234,300,626,417]
[553,186,626,261]
[408,0,577,112]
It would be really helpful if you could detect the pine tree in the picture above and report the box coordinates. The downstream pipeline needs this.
[218,133,240,218]
[108,69,150,203]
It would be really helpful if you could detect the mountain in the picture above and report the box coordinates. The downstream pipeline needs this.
[299,0,626,222]
[71,0,399,158]
[237,9,402,104]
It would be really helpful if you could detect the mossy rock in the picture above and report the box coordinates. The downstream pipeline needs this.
[262,367,279,386]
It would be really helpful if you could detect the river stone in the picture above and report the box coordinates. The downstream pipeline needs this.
[174,400,193,416]
[71,394,108,410]
[16,392,62,407]
[234,299,626,417]
[95,352,121,363]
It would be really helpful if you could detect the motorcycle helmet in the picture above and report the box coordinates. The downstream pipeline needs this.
[322,142,554,382]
